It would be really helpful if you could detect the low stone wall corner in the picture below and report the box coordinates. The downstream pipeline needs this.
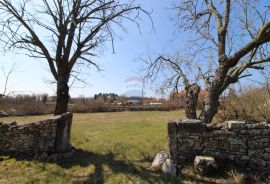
[0,112,73,157]
[168,119,270,171]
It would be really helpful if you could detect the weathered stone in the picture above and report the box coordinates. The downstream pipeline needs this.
[194,156,217,176]
[263,142,270,147]
[167,121,178,168]
[62,149,75,158]
[162,159,176,175]
[47,154,58,162]
[38,152,48,160]
[151,151,169,168]
[249,141,264,149]
[0,112,73,157]
[10,122,17,126]
[263,153,270,161]
[177,119,206,133]
[181,119,203,124]
[203,150,221,157]
[240,129,270,135]
[181,139,194,147]
[228,155,250,162]
[246,122,269,129]
[250,159,267,168]
[207,122,228,130]
[227,121,246,130]
[248,150,264,157]
[228,138,245,145]
[54,113,73,153]
[168,119,270,171]
[0,111,8,117]
[193,142,202,150]
[203,130,236,138]
[189,135,200,140]
[202,142,220,149]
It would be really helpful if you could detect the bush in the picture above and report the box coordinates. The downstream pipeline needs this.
[216,86,270,122]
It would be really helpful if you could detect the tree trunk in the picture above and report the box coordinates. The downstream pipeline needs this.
[199,65,229,124]
[199,89,220,124]
[54,67,70,115]
[185,84,200,119]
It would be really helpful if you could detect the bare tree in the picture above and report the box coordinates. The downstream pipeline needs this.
[0,0,150,115]
[0,63,16,98]
[143,54,201,119]
[144,0,270,123]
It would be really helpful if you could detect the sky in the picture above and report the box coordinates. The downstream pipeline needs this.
[0,0,184,98]
[0,0,268,98]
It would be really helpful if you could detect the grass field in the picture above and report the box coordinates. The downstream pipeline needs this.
[0,111,259,184]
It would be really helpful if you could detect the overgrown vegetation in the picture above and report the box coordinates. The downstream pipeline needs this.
[217,85,270,122]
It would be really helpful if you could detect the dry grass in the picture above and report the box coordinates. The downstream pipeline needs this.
[217,87,270,122]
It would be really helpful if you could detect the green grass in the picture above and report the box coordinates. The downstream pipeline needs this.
[0,111,184,184]
[0,111,262,184]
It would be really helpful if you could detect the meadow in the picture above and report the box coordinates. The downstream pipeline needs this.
[0,111,250,183]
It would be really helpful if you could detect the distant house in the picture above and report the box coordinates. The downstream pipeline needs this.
[173,89,207,98]
[125,96,167,105]
[143,98,166,105]
[127,99,142,105]
[172,89,207,107]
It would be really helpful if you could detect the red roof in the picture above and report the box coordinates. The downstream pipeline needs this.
[174,91,186,98]
[174,89,207,98]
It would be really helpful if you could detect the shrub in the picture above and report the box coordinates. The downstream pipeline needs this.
[216,86,270,122]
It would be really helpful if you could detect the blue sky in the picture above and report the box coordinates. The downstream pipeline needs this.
[0,0,184,97]
[0,0,268,97]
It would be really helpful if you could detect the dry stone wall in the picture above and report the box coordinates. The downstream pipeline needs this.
[0,112,72,157]
[168,119,270,171]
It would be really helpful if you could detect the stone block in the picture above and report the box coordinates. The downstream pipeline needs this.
[207,122,228,130]
[240,129,270,135]
[227,121,246,130]
[177,119,206,133]
[151,151,169,168]
[228,155,249,161]
[54,112,73,153]
[246,122,269,129]
[263,141,270,147]
[203,150,221,157]
[263,153,270,161]
[249,140,264,149]
[193,142,202,150]
[162,159,176,175]
[194,156,217,176]
[167,121,178,165]
[0,111,8,117]
[248,149,264,157]
[249,159,267,168]
[181,139,194,147]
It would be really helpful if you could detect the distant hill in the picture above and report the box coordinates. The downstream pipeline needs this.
[123,90,145,97]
